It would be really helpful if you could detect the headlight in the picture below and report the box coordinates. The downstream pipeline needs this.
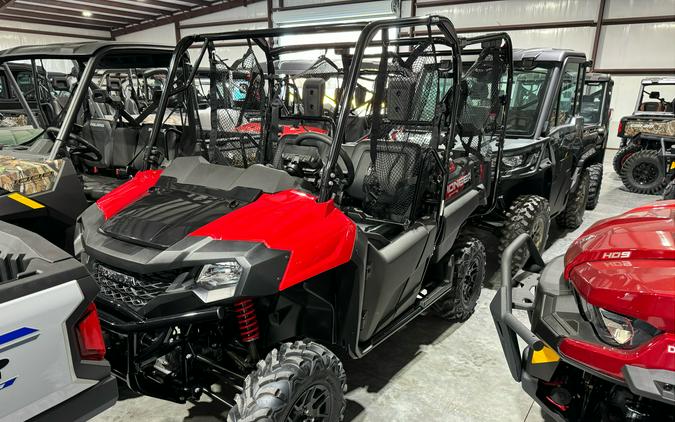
[579,295,659,348]
[502,155,525,167]
[597,308,634,345]
[501,151,539,171]
[197,260,242,290]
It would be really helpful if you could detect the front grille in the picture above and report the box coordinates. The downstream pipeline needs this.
[93,263,185,308]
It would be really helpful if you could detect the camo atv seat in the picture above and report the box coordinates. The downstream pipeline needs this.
[0,156,61,195]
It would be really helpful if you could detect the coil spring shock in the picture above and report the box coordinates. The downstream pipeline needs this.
[234,298,260,343]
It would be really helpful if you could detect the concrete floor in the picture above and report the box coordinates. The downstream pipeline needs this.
[94,157,658,422]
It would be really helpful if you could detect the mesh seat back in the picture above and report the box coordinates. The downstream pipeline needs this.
[363,141,422,223]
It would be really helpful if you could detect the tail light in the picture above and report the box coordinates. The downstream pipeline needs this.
[617,119,623,136]
[75,303,106,360]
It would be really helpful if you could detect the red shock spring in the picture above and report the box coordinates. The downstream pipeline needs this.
[234,298,260,343]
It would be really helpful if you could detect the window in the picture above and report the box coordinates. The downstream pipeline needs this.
[548,61,581,128]
[637,82,675,114]
[505,64,553,136]
[580,81,606,124]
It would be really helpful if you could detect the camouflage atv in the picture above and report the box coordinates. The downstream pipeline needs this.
[614,77,675,194]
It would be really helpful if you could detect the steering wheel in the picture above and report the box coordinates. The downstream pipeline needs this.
[295,132,355,188]
[46,126,103,162]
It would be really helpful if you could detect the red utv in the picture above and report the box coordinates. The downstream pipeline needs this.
[75,16,513,420]
[492,201,675,421]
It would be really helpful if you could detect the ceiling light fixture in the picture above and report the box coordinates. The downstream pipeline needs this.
[82,11,93,17]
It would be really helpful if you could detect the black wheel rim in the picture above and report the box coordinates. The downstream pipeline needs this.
[287,384,331,422]
[461,259,480,303]
[632,162,659,186]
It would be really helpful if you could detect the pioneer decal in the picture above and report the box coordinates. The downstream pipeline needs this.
[446,172,471,199]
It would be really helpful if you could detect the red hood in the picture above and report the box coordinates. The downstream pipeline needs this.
[564,201,675,331]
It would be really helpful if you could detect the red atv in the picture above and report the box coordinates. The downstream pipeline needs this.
[74,17,513,420]
[492,201,675,421]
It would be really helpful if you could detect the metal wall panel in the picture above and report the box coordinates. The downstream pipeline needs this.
[605,0,675,19]
[596,22,675,69]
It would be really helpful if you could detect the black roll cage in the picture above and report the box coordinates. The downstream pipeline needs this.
[146,16,512,211]
[145,16,462,199]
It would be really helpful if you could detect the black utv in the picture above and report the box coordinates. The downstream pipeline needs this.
[481,48,610,271]
[614,77,675,194]
[74,16,513,421]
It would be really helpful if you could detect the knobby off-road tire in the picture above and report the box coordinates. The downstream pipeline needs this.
[557,169,590,229]
[663,179,675,200]
[228,341,346,422]
[431,236,486,322]
[498,195,551,277]
[612,143,641,174]
[620,149,668,195]
[586,163,603,210]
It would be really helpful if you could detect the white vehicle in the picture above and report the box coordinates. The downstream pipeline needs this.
[0,221,117,421]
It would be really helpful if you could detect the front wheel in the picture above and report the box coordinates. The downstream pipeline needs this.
[431,236,486,322]
[498,195,551,276]
[228,341,346,422]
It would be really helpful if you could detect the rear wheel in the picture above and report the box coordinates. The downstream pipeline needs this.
[586,163,603,210]
[557,169,590,229]
[662,179,675,200]
[620,150,667,194]
[613,143,640,174]
[228,341,346,422]
[431,236,486,322]
[498,195,550,276]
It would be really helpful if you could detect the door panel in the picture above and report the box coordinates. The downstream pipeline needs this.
[358,223,434,342]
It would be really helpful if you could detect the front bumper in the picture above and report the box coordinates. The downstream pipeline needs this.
[29,375,117,422]
[490,234,675,421]
[94,296,237,403]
